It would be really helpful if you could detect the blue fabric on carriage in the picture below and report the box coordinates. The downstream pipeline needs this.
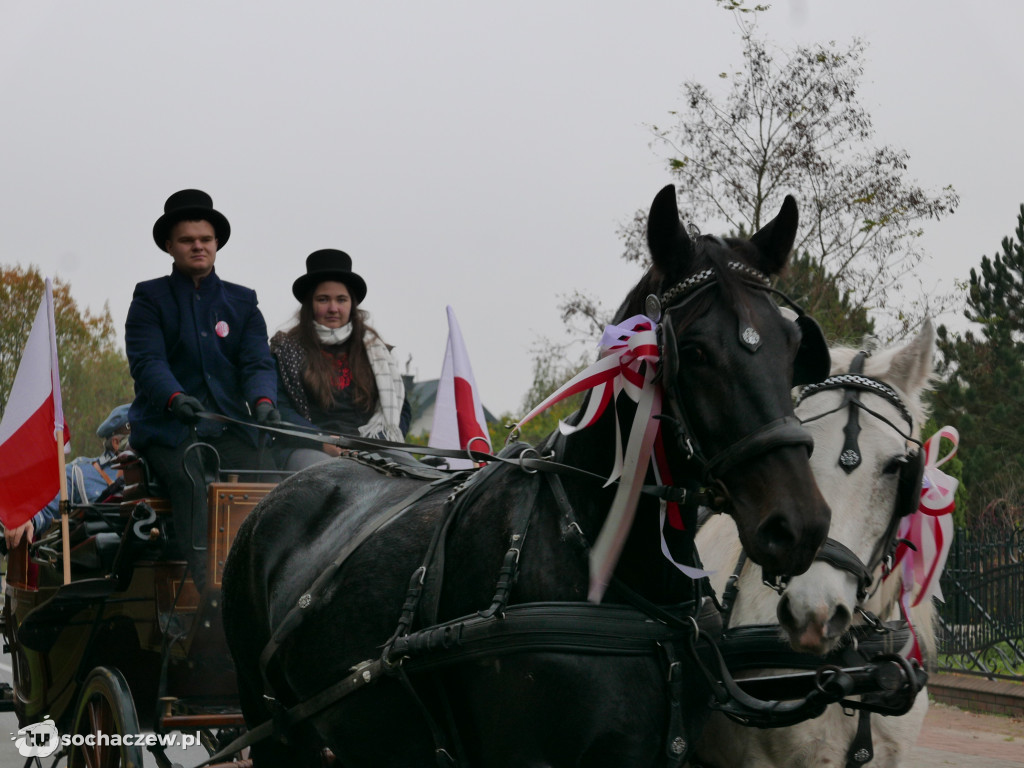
[30,450,123,537]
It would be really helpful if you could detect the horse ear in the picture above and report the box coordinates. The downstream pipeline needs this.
[887,318,936,397]
[647,184,693,276]
[749,195,799,275]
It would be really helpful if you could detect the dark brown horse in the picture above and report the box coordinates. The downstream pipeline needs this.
[222,185,831,767]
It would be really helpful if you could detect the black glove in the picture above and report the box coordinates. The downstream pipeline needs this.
[254,401,282,426]
[169,394,203,425]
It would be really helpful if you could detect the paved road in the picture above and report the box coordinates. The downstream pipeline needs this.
[904,701,1024,768]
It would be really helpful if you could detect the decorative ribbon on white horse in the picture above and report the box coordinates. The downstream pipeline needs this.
[889,426,959,661]
[511,315,698,602]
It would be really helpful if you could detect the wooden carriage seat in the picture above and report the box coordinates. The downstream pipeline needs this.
[206,483,274,588]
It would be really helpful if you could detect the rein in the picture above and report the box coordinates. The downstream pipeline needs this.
[196,410,699,507]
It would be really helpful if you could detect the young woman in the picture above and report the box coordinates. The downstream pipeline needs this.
[271,249,408,470]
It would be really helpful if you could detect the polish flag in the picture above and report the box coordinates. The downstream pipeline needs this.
[429,306,491,469]
[0,280,70,530]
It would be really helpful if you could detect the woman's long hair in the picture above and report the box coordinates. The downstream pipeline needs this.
[286,298,381,412]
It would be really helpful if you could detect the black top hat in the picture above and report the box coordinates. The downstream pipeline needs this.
[291,249,367,304]
[152,189,231,251]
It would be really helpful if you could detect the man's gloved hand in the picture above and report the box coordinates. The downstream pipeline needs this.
[169,394,204,425]
[254,401,282,426]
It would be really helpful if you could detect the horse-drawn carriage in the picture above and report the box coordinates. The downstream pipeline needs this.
[2,184,933,768]
[1,448,271,767]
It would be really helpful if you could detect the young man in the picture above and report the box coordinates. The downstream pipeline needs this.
[4,404,131,550]
[125,189,280,587]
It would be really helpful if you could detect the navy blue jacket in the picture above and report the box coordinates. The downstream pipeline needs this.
[125,267,277,449]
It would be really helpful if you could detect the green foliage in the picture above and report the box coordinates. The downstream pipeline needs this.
[715,0,770,11]
[0,264,133,458]
[929,205,1024,529]
[494,341,589,449]
[775,252,875,345]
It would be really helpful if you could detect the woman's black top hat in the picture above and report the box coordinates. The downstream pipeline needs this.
[153,189,231,251]
[292,249,367,304]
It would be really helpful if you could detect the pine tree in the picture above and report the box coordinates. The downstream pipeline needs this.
[774,252,875,345]
[931,205,1024,529]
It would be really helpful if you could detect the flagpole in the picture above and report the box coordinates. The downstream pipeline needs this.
[43,277,72,585]
[56,428,71,584]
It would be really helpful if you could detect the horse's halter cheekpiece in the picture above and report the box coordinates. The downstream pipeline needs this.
[651,259,829,486]
[795,353,926,601]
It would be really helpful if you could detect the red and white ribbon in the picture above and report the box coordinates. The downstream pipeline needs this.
[889,426,959,662]
[511,315,702,601]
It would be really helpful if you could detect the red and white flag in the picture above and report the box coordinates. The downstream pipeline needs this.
[0,280,70,530]
[429,306,491,469]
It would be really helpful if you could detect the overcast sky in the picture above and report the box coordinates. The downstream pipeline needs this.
[2,1,1021,419]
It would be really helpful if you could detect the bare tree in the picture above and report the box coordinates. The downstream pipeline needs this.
[623,14,958,339]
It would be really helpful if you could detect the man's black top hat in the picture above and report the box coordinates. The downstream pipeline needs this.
[153,189,231,251]
[292,249,367,304]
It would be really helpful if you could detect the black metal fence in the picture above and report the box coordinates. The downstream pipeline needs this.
[936,527,1024,681]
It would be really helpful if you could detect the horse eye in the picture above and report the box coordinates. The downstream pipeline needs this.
[680,345,708,365]
[882,456,906,475]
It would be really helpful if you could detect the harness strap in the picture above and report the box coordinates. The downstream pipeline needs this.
[547,472,589,551]
[816,538,873,601]
[199,410,691,503]
[845,709,875,767]
[92,461,114,486]
[258,473,463,699]
[702,416,813,480]
[717,549,748,631]
[839,353,868,471]
[386,453,542,766]
[200,656,393,767]
[394,666,462,768]
[660,640,693,766]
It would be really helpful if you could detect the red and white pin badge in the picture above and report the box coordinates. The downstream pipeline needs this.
[215,321,230,338]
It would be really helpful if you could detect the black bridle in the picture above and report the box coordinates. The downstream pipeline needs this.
[794,352,925,603]
[650,258,826,496]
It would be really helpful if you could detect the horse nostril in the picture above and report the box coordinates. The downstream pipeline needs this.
[755,513,797,557]
[826,604,852,639]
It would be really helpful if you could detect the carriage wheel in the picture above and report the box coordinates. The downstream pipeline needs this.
[66,666,144,768]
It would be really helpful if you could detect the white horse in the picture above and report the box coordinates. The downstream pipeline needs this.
[692,321,936,768]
